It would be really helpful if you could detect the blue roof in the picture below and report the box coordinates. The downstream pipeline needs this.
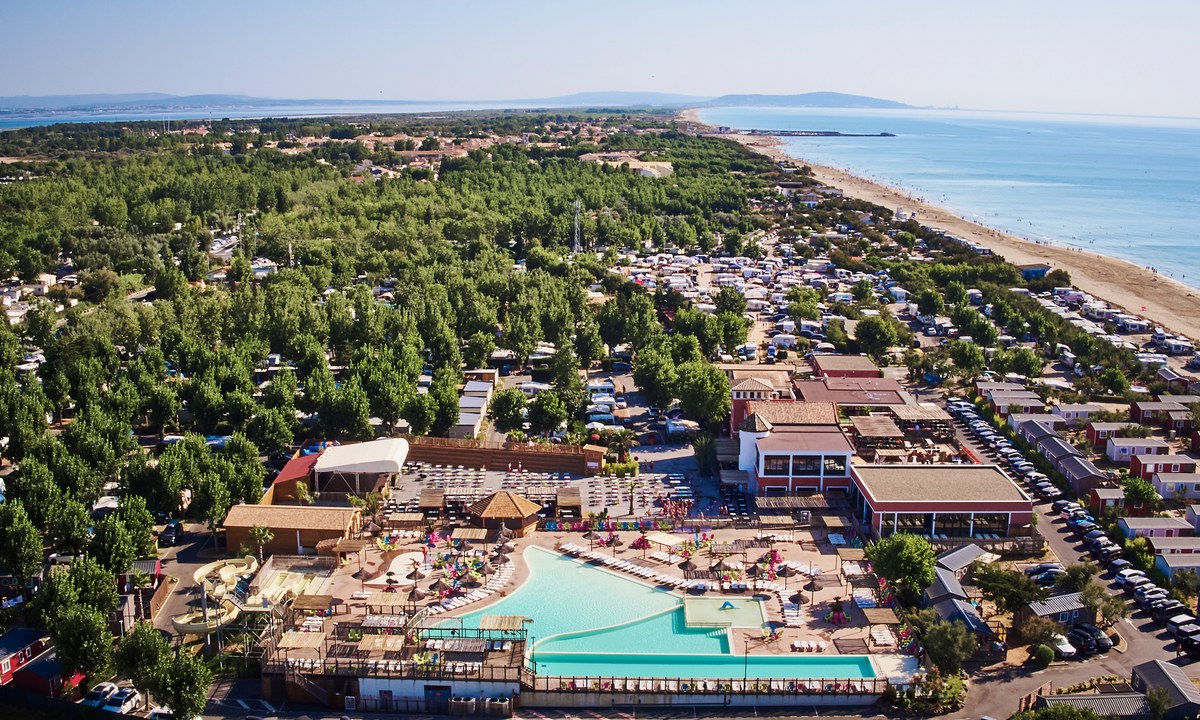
[924,567,967,603]
[931,597,991,636]
[0,627,45,658]
[15,649,60,680]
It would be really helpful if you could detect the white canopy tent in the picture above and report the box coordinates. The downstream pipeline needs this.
[312,438,409,496]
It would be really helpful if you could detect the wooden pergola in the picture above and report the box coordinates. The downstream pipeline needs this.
[279,630,326,652]
[478,615,530,632]
[387,512,425,529]
[366,591,410,614]
[451,527,490,541]
[862,607,901,625]
[756,495,830,510]
[556,487,582,519]
[292,594,335,614]
[817,515,849,529]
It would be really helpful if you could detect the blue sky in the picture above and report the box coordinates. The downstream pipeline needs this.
[4,0,1198,117]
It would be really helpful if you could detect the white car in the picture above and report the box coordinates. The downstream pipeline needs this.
[102,688,141,714]
[1050,633,1077,659]
[81,682,118,708]
[147,706,202,720]
[1114,568,1147,586]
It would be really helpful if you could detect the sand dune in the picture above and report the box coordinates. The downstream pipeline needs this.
[679,109,1200,341]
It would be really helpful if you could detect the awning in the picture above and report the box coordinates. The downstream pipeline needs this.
[758,514,796,527]
[478,615,531,631]
[644,531,684,550]
[451,527,490,540]
[817,515,849,529]
[279,630,326,650]
[862,607,901,625]
[850,415,904,438]
[837,548,866,561]
[292,594,335,613]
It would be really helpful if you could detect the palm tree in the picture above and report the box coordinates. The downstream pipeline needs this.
[130,571,150,620]
[250,525,275,563]
[607,428,639,463]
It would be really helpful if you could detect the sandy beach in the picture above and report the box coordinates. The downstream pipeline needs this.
[679,109,1200,341]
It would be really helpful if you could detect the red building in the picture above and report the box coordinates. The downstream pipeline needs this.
[849,464,1034,540]
[810,355,881,379]
[12,649,84,698]
[1131,454,1198,481]
[1085,421,1134,449]
[0,628,48,685]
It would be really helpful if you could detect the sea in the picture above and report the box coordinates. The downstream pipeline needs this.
[697,107,1200,290]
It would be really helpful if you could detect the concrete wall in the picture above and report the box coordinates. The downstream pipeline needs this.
[521,690,880,708]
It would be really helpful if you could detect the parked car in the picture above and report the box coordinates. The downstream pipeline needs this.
[1066,627,1098,656]
[1095,546,1123,563]
[1152,600,1188,623]
[159,519,183,547]
[1051,500,1074,513]
[102,688,141,714]
[1115,568,1147,586]
[1137,586,1170,608]
[1169,614,1200,636]
[1034,568,1066,586]
[1024,562,1064,576]
[82,682,119,708]
[1073,624,1113,651]
[1050,633,1077,658]
[1125,575,1154,593]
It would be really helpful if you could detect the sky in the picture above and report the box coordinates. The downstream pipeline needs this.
[4,0,1199,118]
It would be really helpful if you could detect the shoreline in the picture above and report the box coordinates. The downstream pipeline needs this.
[678,108,1200,342]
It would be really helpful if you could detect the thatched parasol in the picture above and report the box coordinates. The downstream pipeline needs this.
[497,526,515,539]
[583,530,600,540]
[491,552,512,565]
[710,558,730,572]
[479,562,497,576]
[406,568,427,581]
[609,536,623,547]
[678,558,697,572]
[363,521,381,535]
[429,578,452,593]
[407,586,428,602]
[745,563,761,577]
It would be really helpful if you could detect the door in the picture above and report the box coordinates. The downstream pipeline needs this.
[425,685,452,714]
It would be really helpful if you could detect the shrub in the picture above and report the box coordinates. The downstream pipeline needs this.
[1033,644,1054,666]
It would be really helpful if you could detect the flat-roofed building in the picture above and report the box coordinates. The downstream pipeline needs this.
[793,377,912,409]
[223,504,361,557]
[738,418,854,495]
[849,464,1033,539]
[810,354,881,379]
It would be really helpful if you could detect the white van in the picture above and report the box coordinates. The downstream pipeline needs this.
[770,334,798,348]
[586,412,616,425]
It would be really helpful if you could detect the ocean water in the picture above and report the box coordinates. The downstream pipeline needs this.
[0,101,545,131]
[697,107,1200,289]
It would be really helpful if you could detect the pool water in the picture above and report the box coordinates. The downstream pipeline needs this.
[455,547,877,680]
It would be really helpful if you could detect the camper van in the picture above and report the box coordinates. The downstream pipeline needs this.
[770,334,798,348]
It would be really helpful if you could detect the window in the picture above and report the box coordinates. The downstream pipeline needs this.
[1058,612,1069,622]
[823,455,848,476]
[762,455,790,476]
[792,455,821,477]
[1,659,8,673]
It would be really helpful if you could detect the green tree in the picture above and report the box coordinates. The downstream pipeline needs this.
[922,619,978,674]
[249,525,274,563]
[1123,475,1162,510]
[527,391,568,436]
[973,564,1048,615]
[944,281,967,306]
[117,495,158,558]
[1018,615,1064,647]
[713,286,747,317]
[864,534,936,596]
[1007,347,1047,378]
[464,331,496,370]
[632,348,677,411]
[1097,367,1131,394]
[115,621,169,712]
[1147,686,1171,720]
[157,651,213,720]
[1012,705,1102,720]
[47,498,92,555]
[55,606,113,678]
[854,316,898,358]
[488,388,528,434]
[90,514,137,573]
[948,340,986,379]
[0,501,44,585]
[70,555,120,614]
[915,288,945,318]
[1055,562,1099,593]
[675,361,731,426]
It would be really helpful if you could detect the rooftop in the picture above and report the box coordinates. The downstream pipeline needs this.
[1027,592,1085,616]
[313,438,409,475]
[467,491,541,519]
[936,544,988,573]
[1108,437,1171,447]
[1037,693,1150,717]
[745,400,839,426]
[811,355,880,374]
[1119,517,1194,529]
[0,627,45,658]
[223,504,361,531]
[1132,659,1200,709]
[852,464,1029,504]
[756,426,854,454]
[794,377,909,406]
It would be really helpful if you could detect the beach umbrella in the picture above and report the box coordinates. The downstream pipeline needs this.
[497,526,515,539]
[491,552,512,565]
[609,536,623,547]
[583,530,599,540]
[479,562,497,576]
[745,563,760,577]
[496,541,516,553]
[363,521,381,535]
[407,587,428,602]
[678,558,697,572]
[710,558,730,572]
[429,578,452,593]
[457,541,474,554]
[406,568,427,581]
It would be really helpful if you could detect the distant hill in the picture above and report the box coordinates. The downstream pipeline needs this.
[0,90,911,114]
[703,92,911,109]
[525,91,711,107]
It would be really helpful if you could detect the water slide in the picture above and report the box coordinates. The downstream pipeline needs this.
[171,599,240,635]
[173,556,260,635]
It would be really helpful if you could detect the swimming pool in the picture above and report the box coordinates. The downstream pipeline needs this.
[454,547,877,680]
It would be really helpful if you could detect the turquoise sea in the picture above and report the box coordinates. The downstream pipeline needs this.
[697,107,1200,289]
